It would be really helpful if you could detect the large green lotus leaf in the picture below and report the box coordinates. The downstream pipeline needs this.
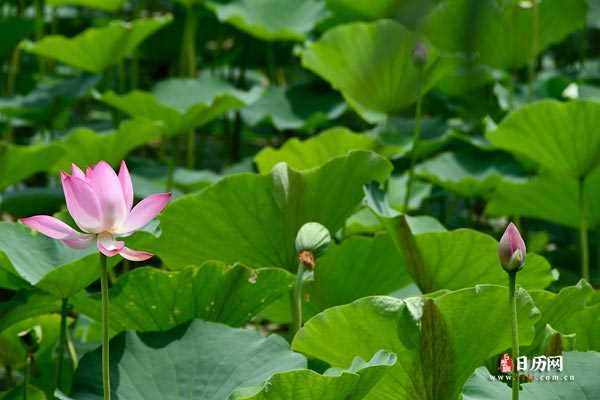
[528,281,600,352]
[71,262,293,333]
[97,75,260,135]
[206,0,327,41]
[423,0,587,69]
[414,229,554,292]
[387,174,432,213]
[0,75,99,124]
[53,118,162,172]
[485,167,600,229]
[0,17,35,60]
[58,320,306,400]
[232,350,396,400]
[364,184,553,293]
[416,148,525,197]
[323,0,440,28]
[255,128,391,173]
[240,85,345,131]
[0,222,103,298]
[263,234,414,323]
[293,285,541,400]
[0,188,64,219]
[301,20,453,122]
[487,100,600,178]
[153,151,392,270]
[0,289,61,332]
[21,17,172,73]
[0,143,64,191]
[47,0,125,11]
[462,352,600,399]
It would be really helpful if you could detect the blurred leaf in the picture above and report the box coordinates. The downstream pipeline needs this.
[485,167,600,229]
[59,320,306,400]
[0,385,47,399]
[241,85,345,131]
[54,118,163,172]
[21,17,172,73]
[487,100,600,178]
[462,352,600,399]
[415,148,526,197]
[302,20,453,122]
[232,350,396,400]
[423,0,587,69]
[152,151,392,271]
[293,285,540,400]
[0,188,64,219]
[47,0,125,11]
[0,17,35,60]
[0,289,61,332]
[323,0,440,28]
[72,262,293,333]
[0,75,99,124]
[255,127,387,173]
[97,75,260,136]
[387,174,432,212]
[0,143,64,191]
[206,0,328,41]
[0,222,103,298]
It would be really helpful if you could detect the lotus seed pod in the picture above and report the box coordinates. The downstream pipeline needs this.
[498,222,526,272]
[412,41,428,68]
[295,222,331,259]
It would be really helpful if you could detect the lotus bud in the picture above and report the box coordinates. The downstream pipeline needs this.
[498,223,526,272]
[295,222,331,270]
[412,41,428,68]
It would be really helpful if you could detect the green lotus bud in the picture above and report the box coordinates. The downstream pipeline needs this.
[295,222,331,269]
[412,41,428,68]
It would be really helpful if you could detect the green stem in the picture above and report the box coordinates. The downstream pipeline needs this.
[527,0,539,102]
[6,46,20,98]
[55,298,68,391]
[403,75,423,213]
[509,271,519,400]
[100,254,111,400]
[180,6,197,77]
[579,177,590,282]
[35,0,45,76]
[291,261,305,337]
[186,130,195,169]
[23,354,31,400]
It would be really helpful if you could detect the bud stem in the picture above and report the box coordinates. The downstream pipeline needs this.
[508,270,520,400]
[55,297,69,391]
[404,70,423,213]
[100,254,111,400]
[578,177,590,282]
[291,260,305,338]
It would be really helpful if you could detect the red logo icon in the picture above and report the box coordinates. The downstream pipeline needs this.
[499,352,513,373]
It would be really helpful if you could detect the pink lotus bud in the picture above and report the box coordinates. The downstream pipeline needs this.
[498,223,526,272]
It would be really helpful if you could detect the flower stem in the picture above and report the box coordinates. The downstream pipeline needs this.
[404,74,423,213]
[100,254,111,400]
[55,298,68,391]
[527,0,539,102]
[508,270,519,400]
[291,261,305,337]
[578,177,590,282]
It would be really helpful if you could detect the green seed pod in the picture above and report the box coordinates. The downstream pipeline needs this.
[295,222,331,258]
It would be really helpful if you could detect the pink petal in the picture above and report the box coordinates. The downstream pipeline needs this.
[118,192,171,234]
[118,161,134,211]
[87,161,128,231]
[71,164,86,180]
[62,237,95,249]
[119,247,153,261]
[96,233,125,257]
[61,173,103,233]
[21,215,86,240]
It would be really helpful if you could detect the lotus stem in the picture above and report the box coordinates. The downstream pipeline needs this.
[578,177,590,282]
[403,77,423,213]
[186,130,195,169]
[35,0,45,76]
[180,6,198,169]
[100,254,111,400]
[527,0,539,102]
[291,260,305,337]
[508,270,520,400]
[55,298,68,391]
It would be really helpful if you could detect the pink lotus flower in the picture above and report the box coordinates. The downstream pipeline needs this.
[498,222,526,272]
[21,161,171,261]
